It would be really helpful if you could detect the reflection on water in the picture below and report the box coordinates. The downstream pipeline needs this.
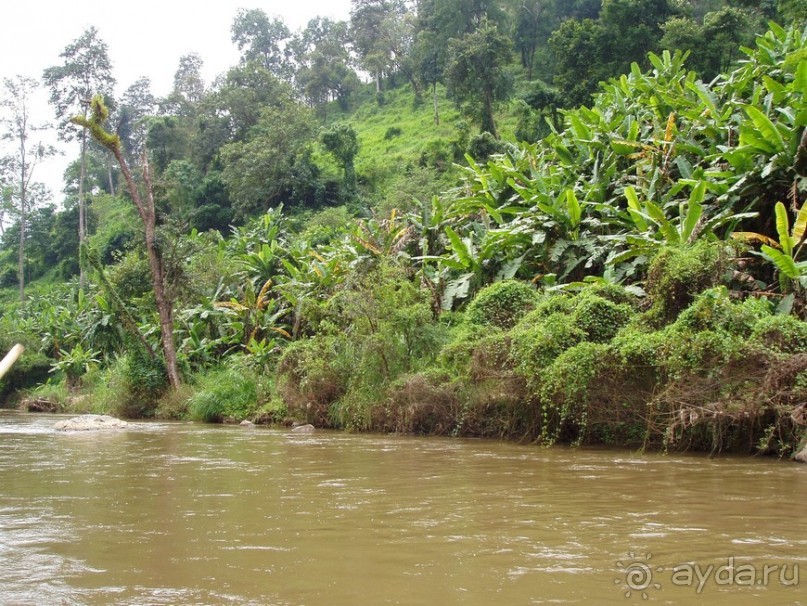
[0,410,804,605]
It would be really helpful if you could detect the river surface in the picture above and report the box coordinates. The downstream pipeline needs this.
[0,411,804,605]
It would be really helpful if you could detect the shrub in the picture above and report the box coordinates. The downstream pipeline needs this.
[188,367,258,423]
[276,336,351,427]
[373,373,460,435]
[419,139,452,170]
[751,314,807,353]
[645,242,725,324]
[113,348,168,418]
[384,126,403,140]
[612,324,668,370]
[539,342,612,445]
[672,287,771,337]
[469,331,514,381]
[438,321,502,377]
[467,132,504,162]
[517,294,575,324]
[572,293,633,343]
[584,281,641,306]
[661,329,745,379]
[511,312,586,384]
[466,280,540,329]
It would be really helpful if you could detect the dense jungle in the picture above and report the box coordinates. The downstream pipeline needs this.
[1,0,807,458]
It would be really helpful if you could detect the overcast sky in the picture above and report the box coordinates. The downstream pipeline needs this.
[0,0,353,202]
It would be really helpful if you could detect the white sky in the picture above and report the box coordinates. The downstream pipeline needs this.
[0,0,353,203]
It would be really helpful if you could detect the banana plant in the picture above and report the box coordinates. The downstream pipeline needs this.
[50,344,101,389]
[607,180,756,267]
[214,279,291,347]
[735,201,807,295]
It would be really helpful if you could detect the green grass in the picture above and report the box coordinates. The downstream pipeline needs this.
[322,82,523,198]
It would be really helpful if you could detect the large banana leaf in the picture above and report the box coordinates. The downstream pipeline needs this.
[761,245,799,279]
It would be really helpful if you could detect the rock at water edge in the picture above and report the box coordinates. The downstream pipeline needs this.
[54,414,129,431]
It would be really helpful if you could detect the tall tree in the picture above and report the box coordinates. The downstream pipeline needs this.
[162,53,205,117]
[72,96,182,389]
[321,122,360,195]
[0,76,56,303]
[445,19,513,138]
[661,7,757,80]
[378,7,421,96]
[42,26,115,287]
[600,0,674,72]
[231,9,293,79]
[514,0,553,80]
[291,18,360,116]
[419,0,507,38]
[415,28,446,124]
[777,0,807,23]
[548,18,611,107]
[351,0,401,92]
[117,77,156,159]
[221,103,321,218]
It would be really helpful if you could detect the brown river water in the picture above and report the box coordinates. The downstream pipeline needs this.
[0,411,804,605]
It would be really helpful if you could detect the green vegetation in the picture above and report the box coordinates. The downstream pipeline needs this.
[0,3,806,459]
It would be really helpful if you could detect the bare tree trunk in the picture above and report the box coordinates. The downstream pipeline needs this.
[106,157,115,196]
[482,88,497,139]
[18,153,26,305]
[78,128,88,289]
[141,158,181,389]
[432,83,440,126]
[111,146,181,389]
[73,96,182,390]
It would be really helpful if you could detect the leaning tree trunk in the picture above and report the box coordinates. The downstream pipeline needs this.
[72,97,182,390]
[77,127,88,290]
[18,153,26,305]
[139,157,181,389]
[113,150,182,389]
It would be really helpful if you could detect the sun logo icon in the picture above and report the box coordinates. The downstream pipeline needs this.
[614,552,664,600]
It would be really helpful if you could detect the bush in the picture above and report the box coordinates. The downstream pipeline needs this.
[612,324,668,370]
[104,348,168,418]
[511,312,586,385]
[469,331,514,381]
[539,342,612,445]
[584,281,640,306]
[419,139,452,171]
[438,321,502,377]
[466,280,540,329]
[518,294,575,323]
[188,367,258,422]
[374,373,460,435]
[751,314,807,353]
[646,242,725,324]
[276,336,351,427]
[467,132,504,162]
[661,329,745,379]
[672,287,771,337]
[572,293,633,343]
[384,126,403,140]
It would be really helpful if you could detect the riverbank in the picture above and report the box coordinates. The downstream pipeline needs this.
[9,247,807,461]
